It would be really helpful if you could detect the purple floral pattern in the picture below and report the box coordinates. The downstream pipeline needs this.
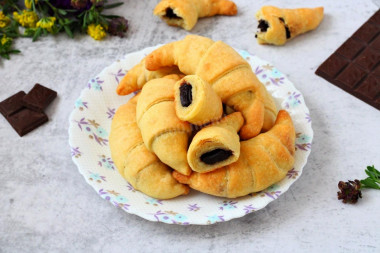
[68,47,313,225]
[98,155,114,170]
[110,69,126,83]
[74,118,108,146]
[87,77,104,91]
[107,108,116,119]
[285,92,302,108]
[88,171,106,183]
[151,210,189,225]
[71,146,82,158]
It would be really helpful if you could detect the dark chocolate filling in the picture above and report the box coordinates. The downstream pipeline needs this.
[165,8,181,19]
[200,149,233,165]
[279,18,291,39]
[179,82,192,107]
[257,19,269,32]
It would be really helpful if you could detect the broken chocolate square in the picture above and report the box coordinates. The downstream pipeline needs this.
[22,84,57,112]
[0,91,26,117]
[6,108,48,137]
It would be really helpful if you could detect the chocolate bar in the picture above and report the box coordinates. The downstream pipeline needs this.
[22,84,57,112]
[316,10,380,110]
[0,91,26,117]
[6,108,48,137]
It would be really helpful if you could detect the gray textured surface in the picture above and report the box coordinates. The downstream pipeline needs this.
[1,0,380,252]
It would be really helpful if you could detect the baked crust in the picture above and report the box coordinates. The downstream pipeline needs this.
[173,110,295,198]
[255,6,324,45]
[109,95,189,199]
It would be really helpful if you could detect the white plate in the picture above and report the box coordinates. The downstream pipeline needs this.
[68,45,313,225]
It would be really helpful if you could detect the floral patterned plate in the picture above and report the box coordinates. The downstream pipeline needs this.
[68,45,313,225]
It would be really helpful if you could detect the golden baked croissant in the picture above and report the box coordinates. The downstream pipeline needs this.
[174,75,223,125]
[117,58,181,96]
[109,95,189,199]
[187,112,244,173]
[144,35,277,140]
[255,6,324,45]
[173,110,295,198]
[154,0,238,30]
[136,76,192,176]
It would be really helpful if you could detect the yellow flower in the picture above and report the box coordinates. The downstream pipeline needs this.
[0,11,11,28]
[13,10,38,28]
[87,24,106,40]
[36,17,56,32]
[25,0,38,9]
[1,35,12,46]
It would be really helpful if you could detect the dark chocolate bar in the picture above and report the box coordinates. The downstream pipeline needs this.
[0,91,26,117]
[316,10,380,110]
[22,84,57,112]
[6,108,48,137]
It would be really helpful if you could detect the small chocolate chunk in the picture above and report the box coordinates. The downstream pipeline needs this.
[200,149,233,165]
[316,9,380,110]
[285,26,291,39]
[22,84,57,112]
[6,108,48,137]
[179,82,192,107]
[165,8,181,19]
[278,18,291,39]
[0,91,26,117]
[258,19,269,32]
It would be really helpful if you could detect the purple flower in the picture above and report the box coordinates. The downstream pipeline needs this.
[108,17,129,37]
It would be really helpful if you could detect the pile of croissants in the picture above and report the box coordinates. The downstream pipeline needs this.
[109,35,296,200]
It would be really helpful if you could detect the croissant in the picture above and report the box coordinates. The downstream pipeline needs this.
[173,110,295,198]
[117,58,182,96]
[144,35,277,139]
[154,0,238,31]
[109,95,189,199]
[174,75,223,125]
[187,112,244,173]
[136,76,192,176]
[255,6,324,45]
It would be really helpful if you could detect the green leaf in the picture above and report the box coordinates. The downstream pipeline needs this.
[360,178,380,190]
[32,27,42,42]
[103,2,124,9]
[8,49,21,54]
[58,9,67,15]
[63,25,73,38]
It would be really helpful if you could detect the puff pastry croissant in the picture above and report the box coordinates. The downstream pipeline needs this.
[144,35,277,139]
[255,6,324,45]
[117,58,182,96]
[154,0,238,30]
[187,112,244,173]
[174,75,223,125]
[109,95,189,199]
[136,76,192,176]
[173,110,295,198]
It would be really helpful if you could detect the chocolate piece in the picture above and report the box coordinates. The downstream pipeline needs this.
[179,82,192,107]
[165,8,181,19]
[6,108,48,137]
[200,149,233,165]
[258,20,269,32]
[22,84,57,112]
[0,91,26,117]
[316,10,380,110]
[279,18,291,39]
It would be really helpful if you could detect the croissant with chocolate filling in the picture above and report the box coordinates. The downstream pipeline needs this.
[255,6,324,45]
[136,75,192,176]
[154,0,238,30]
[174,75,223,125]
[144,35,277,139]
[187,112,244,173]
[173,110,295,198]
[109,95,189,199]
